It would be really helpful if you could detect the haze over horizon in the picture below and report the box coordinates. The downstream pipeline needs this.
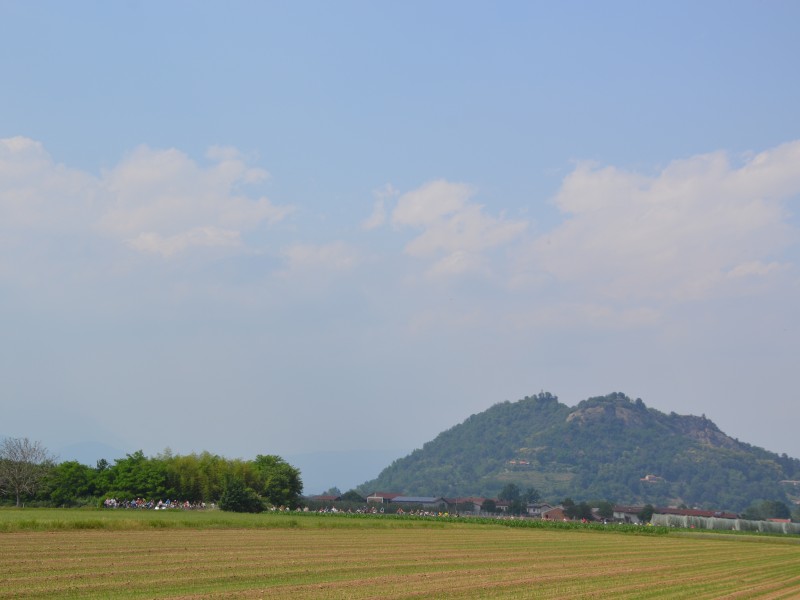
[2,2,799,494]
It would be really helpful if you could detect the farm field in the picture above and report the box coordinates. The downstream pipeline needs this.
[1,510,800,599]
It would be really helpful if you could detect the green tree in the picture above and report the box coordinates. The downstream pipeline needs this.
[575,502,593,521]
[43,461,96,506]
[252,455,303,508]
[103,451,167,499]
[164,453,204,502]
[498,483,521,502]
[596,500,614,520]
[525,487,541,503]
[498,483,528,514]
[340,489,365,502]
[742,500,791,521]
[93,458,112,497]
[762,500,790,520]
[563,498,593,520]
[638,504,655,523]
[481,499,497,513]
[195,451,228,501]
[219,477,263,513]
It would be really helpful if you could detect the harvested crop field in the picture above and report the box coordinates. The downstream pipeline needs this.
[2,518,800,598]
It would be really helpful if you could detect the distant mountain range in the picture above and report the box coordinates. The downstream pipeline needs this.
[359,392,800,512]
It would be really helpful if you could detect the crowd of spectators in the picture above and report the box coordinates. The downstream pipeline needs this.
[311,505,453,517]
[103,498,212,510]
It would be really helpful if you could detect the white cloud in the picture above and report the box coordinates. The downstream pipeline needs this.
[98,145,291,251]
[0,137,292,259]
[392,180,473,228]
[281,241,359,272]
[404,203,527,257]
[425,250,484,278]
[391,179,528,278]
[205,146,270,185]
[0,136,98,231]
[726,260,788,279]
[127,227,242,258]
[525,142,800,302]
[362,183,398,230]
[362,199,386,230]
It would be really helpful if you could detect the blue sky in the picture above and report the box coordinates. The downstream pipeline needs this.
[2,1,799,493]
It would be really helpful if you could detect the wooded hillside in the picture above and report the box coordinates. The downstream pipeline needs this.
[359,392,800,512]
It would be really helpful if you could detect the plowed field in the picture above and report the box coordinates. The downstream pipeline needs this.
[2,523,800,599]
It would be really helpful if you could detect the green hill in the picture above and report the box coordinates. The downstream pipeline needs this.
[359,392,800,512]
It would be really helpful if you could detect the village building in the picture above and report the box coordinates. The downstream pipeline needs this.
[366,492,401,504]
[446,497,488,513]
[526,502,554,518]
[391,496,448,510]
[541,506,567,521]
[613,505,644,524]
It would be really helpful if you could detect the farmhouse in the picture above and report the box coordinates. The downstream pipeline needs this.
[541,506,567,521]
[526,502,554,518]
[613,505,644,524]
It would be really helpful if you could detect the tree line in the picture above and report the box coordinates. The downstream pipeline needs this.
[3,436,797,521]
[0,437,302,511]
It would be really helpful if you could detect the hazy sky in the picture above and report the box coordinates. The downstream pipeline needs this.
[2,1,799,493]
